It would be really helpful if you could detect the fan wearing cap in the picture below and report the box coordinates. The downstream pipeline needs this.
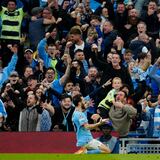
[24,48,39,71]
[97,121,119,153]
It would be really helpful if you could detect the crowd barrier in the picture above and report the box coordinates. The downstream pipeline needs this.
[0,132,103,153]
[2,132,159,154]
[119,138,160,154]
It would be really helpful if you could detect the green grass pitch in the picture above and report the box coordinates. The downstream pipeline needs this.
[0,154,160,160]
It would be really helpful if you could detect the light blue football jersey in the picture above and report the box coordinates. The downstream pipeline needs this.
[72,110,93,147]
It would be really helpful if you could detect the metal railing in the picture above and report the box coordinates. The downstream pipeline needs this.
[119,138,160,154]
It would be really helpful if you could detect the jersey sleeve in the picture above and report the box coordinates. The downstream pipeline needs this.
[78,112,88,126]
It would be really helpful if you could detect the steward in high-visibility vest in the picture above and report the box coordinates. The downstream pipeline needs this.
[0,0,27,43]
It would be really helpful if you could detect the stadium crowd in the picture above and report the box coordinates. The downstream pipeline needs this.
[0,0,160,153]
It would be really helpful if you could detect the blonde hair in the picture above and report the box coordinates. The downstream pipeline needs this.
[112,77,122,84]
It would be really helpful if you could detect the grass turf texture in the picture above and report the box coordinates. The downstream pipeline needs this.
[0,154,160,160]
